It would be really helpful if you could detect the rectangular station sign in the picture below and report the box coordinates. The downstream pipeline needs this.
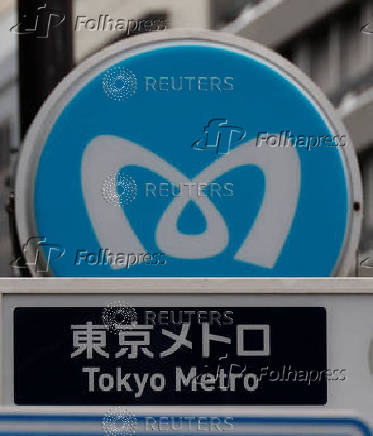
[0,279,372,428]
[13,306,326,405]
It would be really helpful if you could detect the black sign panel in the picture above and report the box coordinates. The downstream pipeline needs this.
[14,307,326,405]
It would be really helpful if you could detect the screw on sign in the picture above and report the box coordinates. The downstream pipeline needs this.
[15,30,362,276]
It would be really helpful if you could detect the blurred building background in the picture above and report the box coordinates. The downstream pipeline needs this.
[0,0,372,276]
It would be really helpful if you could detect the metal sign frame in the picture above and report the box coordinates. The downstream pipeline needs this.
[0,409,369,435]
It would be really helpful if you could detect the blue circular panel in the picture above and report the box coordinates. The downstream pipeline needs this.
[22,38,358,276]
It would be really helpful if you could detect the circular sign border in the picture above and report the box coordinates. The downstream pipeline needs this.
[15,29,363,277]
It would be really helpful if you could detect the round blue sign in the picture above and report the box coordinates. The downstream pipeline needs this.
[16,30,362,276]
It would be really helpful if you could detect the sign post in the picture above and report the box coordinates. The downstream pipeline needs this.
[10,0,74,277]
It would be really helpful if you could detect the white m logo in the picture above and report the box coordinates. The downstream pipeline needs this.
[81,135,300,270]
